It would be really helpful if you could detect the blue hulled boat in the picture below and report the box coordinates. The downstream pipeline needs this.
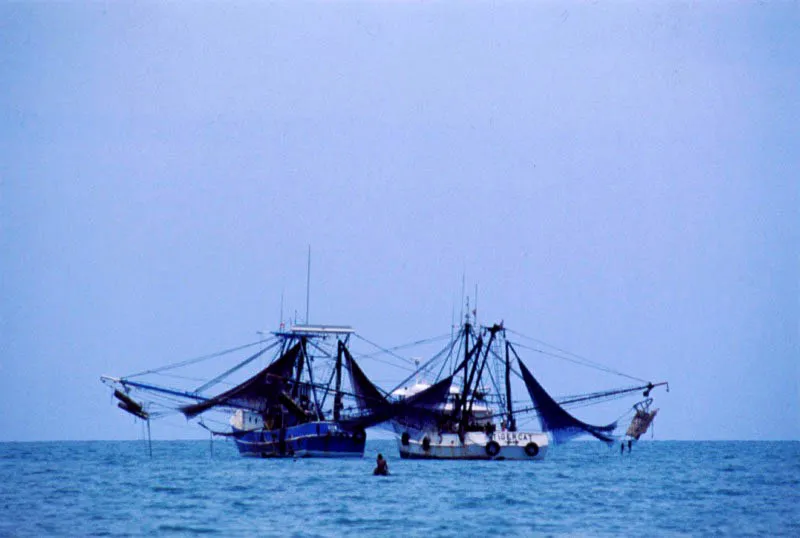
[103,324,384,458]
[230,419,365,458]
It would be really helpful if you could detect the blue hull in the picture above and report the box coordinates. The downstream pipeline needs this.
[232,421,365,458]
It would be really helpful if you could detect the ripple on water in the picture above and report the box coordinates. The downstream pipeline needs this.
[157,524,221,534]
[1,440,798,537]
[151,485,186,494]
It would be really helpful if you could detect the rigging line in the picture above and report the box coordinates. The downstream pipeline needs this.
[561,392,639,411]
[184,368,394,410]
[563,395,633,412]
[507,328,610,366]
[503,387,649,419]
[363,354,418,372]
[389,336,460,394]
[466,330,500,413]
[612,406,638,424]
[349,343,423,372]
[510,339,636,380]
[488,346,524,380]
[506,329,648,383]
[305,339,336,359]
[194,340,281,394]
[508,340,647,383]
[480,350,503,409]
[120,379,210,401]
[352,333,422,366]
[555,385,647,404]
[140,372,228,384]
[498,347,649,402]
[502,349,652,407]
[436,326,463,381]
[125,339,271,378]
[289,378,396,410]
[352,333,453,360]
[139,396,195,411]
[301,341,324,421]
[318,361,338,411]
[510,340,618,375]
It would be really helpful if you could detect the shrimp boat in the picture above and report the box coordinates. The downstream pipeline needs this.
[356,315,667,461]
[102,324,388,458]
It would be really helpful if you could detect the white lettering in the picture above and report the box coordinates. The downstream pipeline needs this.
[496,432,539,443]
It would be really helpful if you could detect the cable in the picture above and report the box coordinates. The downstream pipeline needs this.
[125,339,270,378]
[507,336,648,383]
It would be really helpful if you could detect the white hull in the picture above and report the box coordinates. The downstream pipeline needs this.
[394,428,549,460]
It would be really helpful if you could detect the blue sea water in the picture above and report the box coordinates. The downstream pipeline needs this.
[1,440,798,536]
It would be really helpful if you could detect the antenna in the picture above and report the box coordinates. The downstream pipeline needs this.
[305,245,311,324]
[279,289,285,330]
[459,271,465,325]
[474,284,478,328]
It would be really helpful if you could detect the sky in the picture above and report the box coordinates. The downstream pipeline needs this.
[1,2,797,442]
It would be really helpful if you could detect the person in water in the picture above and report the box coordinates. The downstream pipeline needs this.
[374,453,389,475]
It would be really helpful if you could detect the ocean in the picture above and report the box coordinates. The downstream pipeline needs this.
[1,440,798,536]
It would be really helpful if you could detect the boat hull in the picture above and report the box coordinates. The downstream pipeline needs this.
[394,428,549,460]
[232,421,366,458]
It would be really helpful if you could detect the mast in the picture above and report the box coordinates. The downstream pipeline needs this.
[333,340,344,421]
[293,336,306,398]
[458,319,471,417]
[305,246,311,324]
[279,290,285,330]
[459,320,484,438]
[504,336,516,431]
[474,284,478,328]
[466,323,500,415]
[305,343,323,421]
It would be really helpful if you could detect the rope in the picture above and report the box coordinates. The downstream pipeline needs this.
[125,339,270,378]
[506,332,648,383]
[388,336,460,393]
[353,333,452,360]
[194,340,280,393]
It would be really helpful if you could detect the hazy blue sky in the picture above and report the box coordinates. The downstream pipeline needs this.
[2,2,797,442]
